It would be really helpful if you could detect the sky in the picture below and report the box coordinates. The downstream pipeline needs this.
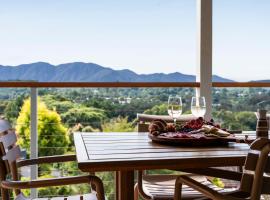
[0,0,269,81]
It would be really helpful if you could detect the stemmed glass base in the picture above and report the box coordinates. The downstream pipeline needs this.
[168,95,182,126]
[173,118,176,125]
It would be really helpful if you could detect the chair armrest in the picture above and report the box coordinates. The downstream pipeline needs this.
[174,175,242,200]
[17,154,76,167]
[137,113,196,123]
[180,168,242,181]
[1,175,96,189]
[2,175,105,200]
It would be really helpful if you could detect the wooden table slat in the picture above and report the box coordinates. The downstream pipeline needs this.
[86,148,249,155]
[87,151,248,160]
[84,142,249,150]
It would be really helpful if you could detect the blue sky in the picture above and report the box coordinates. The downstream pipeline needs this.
[0,0,269,81]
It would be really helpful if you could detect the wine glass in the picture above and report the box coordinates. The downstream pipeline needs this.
[191,96,206,117]
[168,96,182,124]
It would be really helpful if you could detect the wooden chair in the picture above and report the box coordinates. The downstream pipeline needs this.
[0,119,105,200]
[174,137,270,200]
[137,113,196,132]
[135,114,211,200]
[135,114,242,200]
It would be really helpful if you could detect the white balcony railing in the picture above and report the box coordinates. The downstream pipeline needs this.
[0,81,269,199]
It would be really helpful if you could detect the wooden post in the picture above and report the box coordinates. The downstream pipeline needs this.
[196,0,212,120]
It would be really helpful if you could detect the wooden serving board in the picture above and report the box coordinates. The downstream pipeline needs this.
[148,133,249,146]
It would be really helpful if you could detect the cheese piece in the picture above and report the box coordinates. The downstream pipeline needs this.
[201,125,218,133]
[216,129,230,137]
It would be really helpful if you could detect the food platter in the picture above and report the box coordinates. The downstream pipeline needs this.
[148,132,239,146]
[148,117,248,146]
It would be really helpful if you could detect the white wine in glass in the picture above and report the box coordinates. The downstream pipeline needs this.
[168,96,182,124]
[191,96,206,117]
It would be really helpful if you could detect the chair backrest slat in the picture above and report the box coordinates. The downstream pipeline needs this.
[245,151,270,173]
[240,173,253,193]
[262,177,270,194]
[138,123,149,132]
[0,131,17,150]
[0,120,13,175]
[2,145,21,164]
[239,138,270,199]
[244,152,258,171]
[265,159,270,173]
[0,120,23,197]
[0,120,11,134]
[137,113,196,123]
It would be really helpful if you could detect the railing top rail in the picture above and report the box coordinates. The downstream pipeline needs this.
[0,82,199,88]
[0,81,269,88]
[213,82,270,88]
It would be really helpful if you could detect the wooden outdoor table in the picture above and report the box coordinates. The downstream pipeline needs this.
[74,132,254,200]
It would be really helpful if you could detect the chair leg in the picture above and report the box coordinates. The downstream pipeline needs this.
[174,177,183,200]
[89,172,97,191]
[134,183,139,200]
[93,178,105,200]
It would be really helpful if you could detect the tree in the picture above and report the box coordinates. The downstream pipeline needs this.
[144,104,168,115]
[0,100,8,118]
[42,95,74,113]
[102,117,135,132]
[83,98,117,118]
[4,94,27,123]
[67,123,100,146]
[235,111,256,130]
[61,107,105,129]
[16,98,69,156]
[213,110,256,131]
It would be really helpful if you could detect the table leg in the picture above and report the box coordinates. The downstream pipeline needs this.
[118,170,134,200]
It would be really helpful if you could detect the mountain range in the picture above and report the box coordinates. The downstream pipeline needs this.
[0,62,234,82]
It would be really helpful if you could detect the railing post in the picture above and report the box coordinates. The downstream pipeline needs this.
[30,88,38,198]
[196,0,212,120]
